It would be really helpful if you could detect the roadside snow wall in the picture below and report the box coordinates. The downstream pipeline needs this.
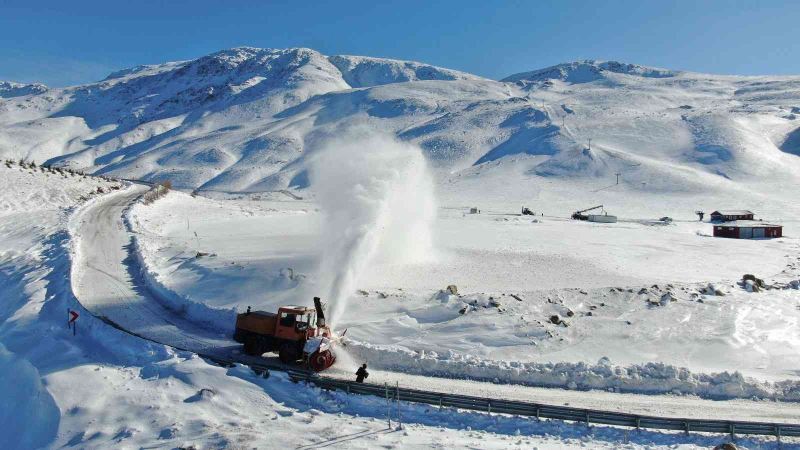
[346,341,800,402]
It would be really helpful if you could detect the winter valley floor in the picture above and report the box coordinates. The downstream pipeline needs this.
[2,162,800,449]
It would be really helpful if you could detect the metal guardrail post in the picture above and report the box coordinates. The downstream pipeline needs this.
[396,382,402,429]
[729,423,735,441]
[385,383,391,428]
[535,406,540,420]
[438,395,443,409]
[635,417,641,431]
[776,425,781,442]
[684,422,690,435]
[487,400,491,415]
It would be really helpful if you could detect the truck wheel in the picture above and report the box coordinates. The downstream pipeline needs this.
[309,349,335,372]
[279,342,299,364]
[243,337,261,356]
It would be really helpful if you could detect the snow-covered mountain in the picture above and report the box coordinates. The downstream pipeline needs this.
[1,48,799,201]
[0,81,48,98]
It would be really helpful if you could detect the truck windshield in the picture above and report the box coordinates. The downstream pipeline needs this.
[279,312,297,327]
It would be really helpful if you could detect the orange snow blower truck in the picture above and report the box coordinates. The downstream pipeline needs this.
[233,297,339,371]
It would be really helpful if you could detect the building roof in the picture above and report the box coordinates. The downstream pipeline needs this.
[713,220,781,228]
[710,210,753,216]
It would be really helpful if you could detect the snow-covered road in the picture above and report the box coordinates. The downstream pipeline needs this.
[69,187,800,424]
[70,186,240,358]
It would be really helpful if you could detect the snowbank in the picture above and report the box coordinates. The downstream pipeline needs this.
[131,234,237,334]
[124,194,237,335]
[345,341,800,402]
[0,345,59,450]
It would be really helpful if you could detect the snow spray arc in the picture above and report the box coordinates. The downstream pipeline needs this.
[310,132,436,327]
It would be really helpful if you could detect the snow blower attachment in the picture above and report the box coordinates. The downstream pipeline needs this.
[233,297,340,371]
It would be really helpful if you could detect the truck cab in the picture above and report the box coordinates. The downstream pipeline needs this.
[275,306,317,340]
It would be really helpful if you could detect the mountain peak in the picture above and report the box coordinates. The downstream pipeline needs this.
[0,80,48,98]
[328,54,482,88]
[502,60,679,84]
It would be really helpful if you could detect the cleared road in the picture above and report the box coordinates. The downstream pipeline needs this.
[70,186,257,362]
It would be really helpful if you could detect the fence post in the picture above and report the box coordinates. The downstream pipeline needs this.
[396,382,402,429]
[385,383,391,428]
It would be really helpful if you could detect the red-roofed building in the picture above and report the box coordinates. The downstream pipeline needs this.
[713,221,782,239]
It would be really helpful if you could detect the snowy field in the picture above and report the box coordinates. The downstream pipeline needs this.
[5,159,786,450]
[129,188,800,389]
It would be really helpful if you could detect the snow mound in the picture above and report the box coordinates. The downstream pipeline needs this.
[346,341,800,402]
[0,345,59,450]
[781,126,800,156]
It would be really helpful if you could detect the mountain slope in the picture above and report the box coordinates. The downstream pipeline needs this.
[0,50,799,210]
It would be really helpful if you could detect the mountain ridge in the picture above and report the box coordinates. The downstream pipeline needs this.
[1,47,799,209]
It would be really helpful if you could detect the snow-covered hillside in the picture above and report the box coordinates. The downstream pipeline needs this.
[0,81,48,98]
[1,49,798,207]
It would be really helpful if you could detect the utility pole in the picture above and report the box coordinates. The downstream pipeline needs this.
[588,138,592,150]
[615,173,621,185]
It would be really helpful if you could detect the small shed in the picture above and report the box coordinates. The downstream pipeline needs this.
[713,221,782,239]
[709,210,754,222]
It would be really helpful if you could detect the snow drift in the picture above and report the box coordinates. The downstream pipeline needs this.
[346,341,800,402]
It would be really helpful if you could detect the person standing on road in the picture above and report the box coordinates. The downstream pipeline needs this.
[355,363,369,383]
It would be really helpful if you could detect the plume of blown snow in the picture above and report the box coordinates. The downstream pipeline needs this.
[310,130,436,327]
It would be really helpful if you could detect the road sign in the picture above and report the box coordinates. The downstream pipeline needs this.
[68,309,79,336]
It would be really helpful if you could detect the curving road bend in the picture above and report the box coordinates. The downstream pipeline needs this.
[69,186,800,424]
[70,186,253,361]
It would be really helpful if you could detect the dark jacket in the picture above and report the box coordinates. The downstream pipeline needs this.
[355,366,369,383]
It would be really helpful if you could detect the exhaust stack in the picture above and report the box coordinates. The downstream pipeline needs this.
[313,297,326,327]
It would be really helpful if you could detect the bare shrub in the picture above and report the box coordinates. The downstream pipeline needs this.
[142,181,172,205]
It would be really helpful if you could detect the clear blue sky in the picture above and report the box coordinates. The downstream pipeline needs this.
[2,0,798,87]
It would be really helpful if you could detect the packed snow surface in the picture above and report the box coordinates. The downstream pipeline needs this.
[6,162,785,449]
[129,187,800,390]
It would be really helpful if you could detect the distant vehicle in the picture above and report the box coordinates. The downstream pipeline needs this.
[573,205,616,223]
[572,205,604,220]
[660,216,673,223]
[521,207,534,215]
